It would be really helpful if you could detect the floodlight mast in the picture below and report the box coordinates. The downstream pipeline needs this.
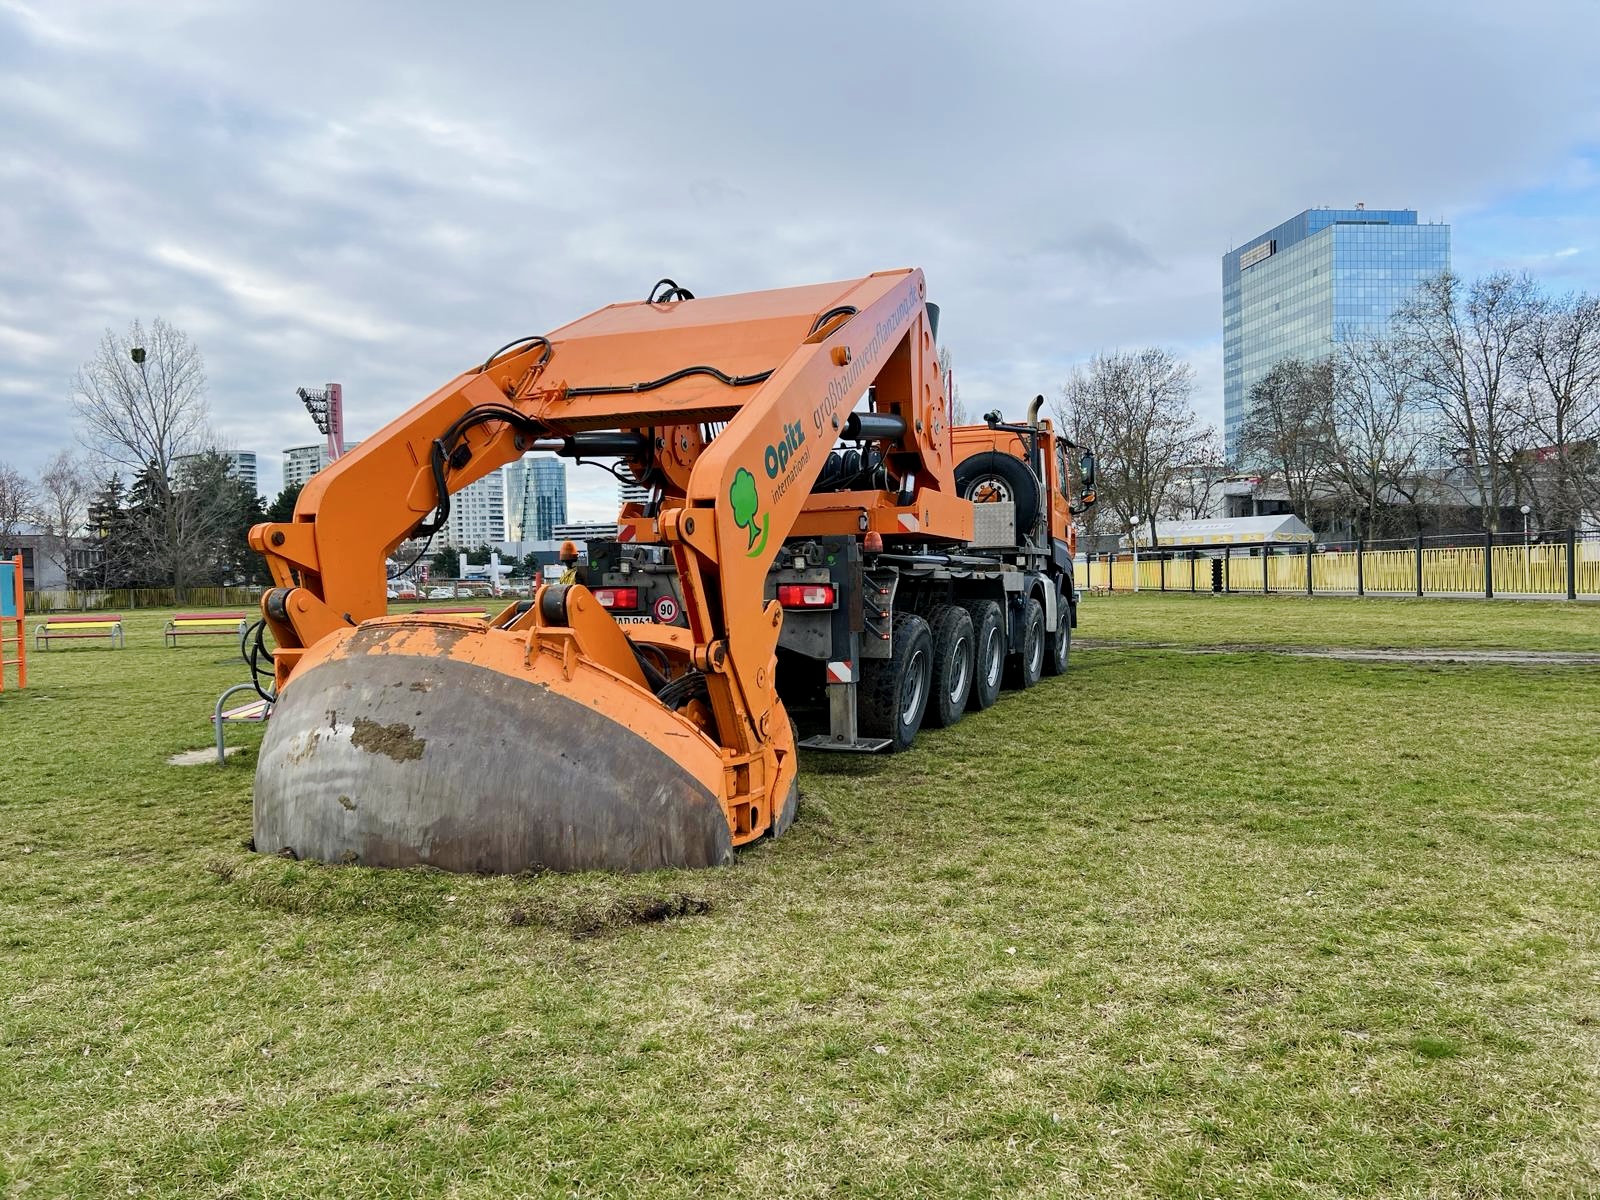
[295,383,346,462]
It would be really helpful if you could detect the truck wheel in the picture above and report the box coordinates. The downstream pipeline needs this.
[860,613,933,752]
[924,605,974,728]
[1042,590,1071,677]
[960,599,1005,712]
[1005,597,1044,690]
[954,451,1040,531]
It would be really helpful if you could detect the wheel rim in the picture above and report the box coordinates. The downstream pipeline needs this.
[1029,618,1043,674]
[949,633,970,703]
[983,627,1002,688]
[968,476,1014,505]
[902,647,929,726]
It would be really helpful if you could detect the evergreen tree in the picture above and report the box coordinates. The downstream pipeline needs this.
[265,482,302,523]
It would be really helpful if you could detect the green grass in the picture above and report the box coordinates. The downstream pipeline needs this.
[1084,590,1600,651]
[4,603,1600,1197]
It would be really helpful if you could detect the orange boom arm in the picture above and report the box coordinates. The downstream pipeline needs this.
[248,270,959,870]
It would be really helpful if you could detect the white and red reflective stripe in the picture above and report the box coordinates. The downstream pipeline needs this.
[897,513,920,532]
[617,525,636,542]
[826,660,854,684]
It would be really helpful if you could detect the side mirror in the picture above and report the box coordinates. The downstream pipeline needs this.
[1079,450,1097,489]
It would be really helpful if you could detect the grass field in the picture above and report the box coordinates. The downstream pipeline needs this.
[1085,590,1600,652]
[4,599,1600,1197]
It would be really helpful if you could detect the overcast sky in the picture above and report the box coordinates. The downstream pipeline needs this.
[2,0,1598,520]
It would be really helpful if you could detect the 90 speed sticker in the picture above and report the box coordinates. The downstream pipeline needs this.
[653,595,680,624]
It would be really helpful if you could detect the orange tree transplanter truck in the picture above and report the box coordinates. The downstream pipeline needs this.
[246,270,1096,875]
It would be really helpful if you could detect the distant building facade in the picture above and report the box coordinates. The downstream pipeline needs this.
[1223,206,1450,461]
[439,468,507,548]
[281,442,360,492]
[552,521,622,543]
[281,444,327,490]
[174,450,259,495]
[505,456,568,542]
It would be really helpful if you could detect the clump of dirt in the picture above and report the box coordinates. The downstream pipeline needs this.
[502,891,714,937]
[205,858,237,882]
[350,717,426,762]
[572,892,713,937]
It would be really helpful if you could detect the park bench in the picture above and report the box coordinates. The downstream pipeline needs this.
[165,611,249,648]
[35,614,126,650]
[213,682,273,765]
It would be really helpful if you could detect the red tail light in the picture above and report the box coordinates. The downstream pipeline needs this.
[594,586,639,610]
[777,583,836,609]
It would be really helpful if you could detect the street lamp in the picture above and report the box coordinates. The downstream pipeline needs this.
[1520,504,1532,593]
[1130,520,1139,593]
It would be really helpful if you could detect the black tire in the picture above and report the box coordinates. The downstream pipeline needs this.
[860,612,933,752]
[954,451,1040,531]
[1042,587,1071,677]
[1004,596,1044,690]
[924,604,974,728]
[960,599,1005,712]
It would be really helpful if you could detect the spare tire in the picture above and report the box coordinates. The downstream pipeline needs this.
[954,451,1040,532]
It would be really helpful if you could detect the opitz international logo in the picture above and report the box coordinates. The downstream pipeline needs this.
[729,467,769,558]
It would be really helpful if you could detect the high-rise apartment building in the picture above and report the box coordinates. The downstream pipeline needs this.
[504,456,568,542]
[1222,206,1449,461]
[281,444,326,490]
[439,468,507,548]
[176,450,258,494]
[281,442,360,491]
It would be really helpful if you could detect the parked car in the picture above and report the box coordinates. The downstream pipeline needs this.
[393,581,419,600]
[428,586,455,600]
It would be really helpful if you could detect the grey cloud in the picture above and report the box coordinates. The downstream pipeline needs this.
[0,0,1597,515]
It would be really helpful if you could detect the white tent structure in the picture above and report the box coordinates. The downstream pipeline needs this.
[1120,515,1314,550]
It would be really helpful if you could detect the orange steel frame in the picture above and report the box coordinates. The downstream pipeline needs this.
[250,269,957,841]
[0,554,25,691]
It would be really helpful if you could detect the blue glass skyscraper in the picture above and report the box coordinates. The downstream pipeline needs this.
[504,455,568,542]
[1222,207,1450,461]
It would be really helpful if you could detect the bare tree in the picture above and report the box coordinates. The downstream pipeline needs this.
[1237,357,1334,525]
[35,450,93,581]
[0,461,37,543]
[1328,337,1429,537]
[1057,348,1205,546]
[73,318,210,479]
[1514,290,1600,528]
[937,345,966,424]
[1393,272,1538,531]
[1161,431,1229,521]
[72,318,214,590]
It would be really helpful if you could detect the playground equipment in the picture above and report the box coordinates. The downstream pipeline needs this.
[0,554,24,690]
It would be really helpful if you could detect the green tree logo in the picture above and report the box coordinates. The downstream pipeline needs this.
[729,467,769,557]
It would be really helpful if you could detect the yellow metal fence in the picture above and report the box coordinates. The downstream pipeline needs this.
[1081,541,1600,599]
